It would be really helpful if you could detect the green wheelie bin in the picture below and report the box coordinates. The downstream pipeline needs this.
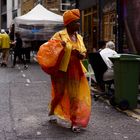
[110,54,140,110]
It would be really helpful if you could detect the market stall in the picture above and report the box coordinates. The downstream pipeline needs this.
[14,4,64,61]
[14,4,64,41]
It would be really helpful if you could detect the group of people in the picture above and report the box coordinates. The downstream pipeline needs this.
[43,8,118,133]
[0,29,28,69]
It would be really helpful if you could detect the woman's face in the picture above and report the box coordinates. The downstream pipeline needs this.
[67,20,80,32]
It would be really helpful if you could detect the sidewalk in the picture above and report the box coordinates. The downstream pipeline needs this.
[91,86,140,121]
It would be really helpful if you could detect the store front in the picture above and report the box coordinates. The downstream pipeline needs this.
[102,1,116,42]
[81,8,97,52]
[79,0,116,52]
[79,0,97,53]
[79,0,140,54]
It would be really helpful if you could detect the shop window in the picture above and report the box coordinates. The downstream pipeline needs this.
[12,9,17,19]
[103,12,116,42]
[60,0,75,11]
[83,9,96,52]
[60,0,71,11]
[47,0,52,4]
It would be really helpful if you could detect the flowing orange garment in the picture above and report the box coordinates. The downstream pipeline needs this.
[50,29,91,127]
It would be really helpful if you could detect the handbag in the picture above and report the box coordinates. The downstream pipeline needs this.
[37,39,65,75]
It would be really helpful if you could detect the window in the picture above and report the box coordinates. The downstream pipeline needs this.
[12,9,17,19]
[47,0,52,4]
[34,0,45,5]
[60,0,71,11]
[23,0,27,2]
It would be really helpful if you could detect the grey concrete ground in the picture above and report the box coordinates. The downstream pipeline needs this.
[0,61,140,140]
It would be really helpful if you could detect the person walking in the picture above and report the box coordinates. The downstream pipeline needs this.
[12,32,28,69]
[0,29,10,67]
[48,9,91,132]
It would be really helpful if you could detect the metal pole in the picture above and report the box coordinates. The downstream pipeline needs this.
[75,0,79,8]
[116,0,124,53]
[98,0,103,41]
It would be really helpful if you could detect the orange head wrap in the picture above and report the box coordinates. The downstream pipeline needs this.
[63,9,80,26]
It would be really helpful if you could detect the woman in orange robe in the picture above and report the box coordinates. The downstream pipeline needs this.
[49,9,91,132]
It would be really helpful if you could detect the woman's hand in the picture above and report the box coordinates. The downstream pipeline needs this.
[72,49,86,60]
[11,41,16,45]
[78,53,86,60]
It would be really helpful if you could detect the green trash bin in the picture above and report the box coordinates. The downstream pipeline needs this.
[110,54,140,110]
[82,59,89,71]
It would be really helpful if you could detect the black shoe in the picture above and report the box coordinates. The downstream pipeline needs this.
[1,63,7,67]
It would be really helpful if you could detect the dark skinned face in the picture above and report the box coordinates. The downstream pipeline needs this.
[66,20,80,32]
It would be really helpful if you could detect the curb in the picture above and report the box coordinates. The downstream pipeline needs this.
[91,91,140,121]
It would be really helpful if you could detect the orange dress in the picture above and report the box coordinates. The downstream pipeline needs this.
[50,29,91,127]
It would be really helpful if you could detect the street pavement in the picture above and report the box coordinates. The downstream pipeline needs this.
[0,60,140,140]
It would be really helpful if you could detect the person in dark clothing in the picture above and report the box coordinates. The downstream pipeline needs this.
[23,40,31,63]
[9,24,15,42]
[12,32,28,69]
[98,40,106,52]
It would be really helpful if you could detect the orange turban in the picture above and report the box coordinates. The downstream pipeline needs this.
[63,9,80,26]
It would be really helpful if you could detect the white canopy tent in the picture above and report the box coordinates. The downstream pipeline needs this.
[14,4,64,41]
[14,4,63,25]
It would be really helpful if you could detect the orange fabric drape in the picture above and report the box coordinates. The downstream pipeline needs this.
[50,30,91,127]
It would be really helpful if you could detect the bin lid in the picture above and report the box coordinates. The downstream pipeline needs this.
[136,58,140,61]
[109,54,121,62]
[109,54,140,61]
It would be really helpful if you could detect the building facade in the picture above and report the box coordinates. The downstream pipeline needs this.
[21,0,36,15]
[79,0,98,52]
[21,0,77,15]
[102,1,116,42]
[0,0,21,30]
[0,0,77,30]
[78,0,117,52]
[21,0,60,15]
